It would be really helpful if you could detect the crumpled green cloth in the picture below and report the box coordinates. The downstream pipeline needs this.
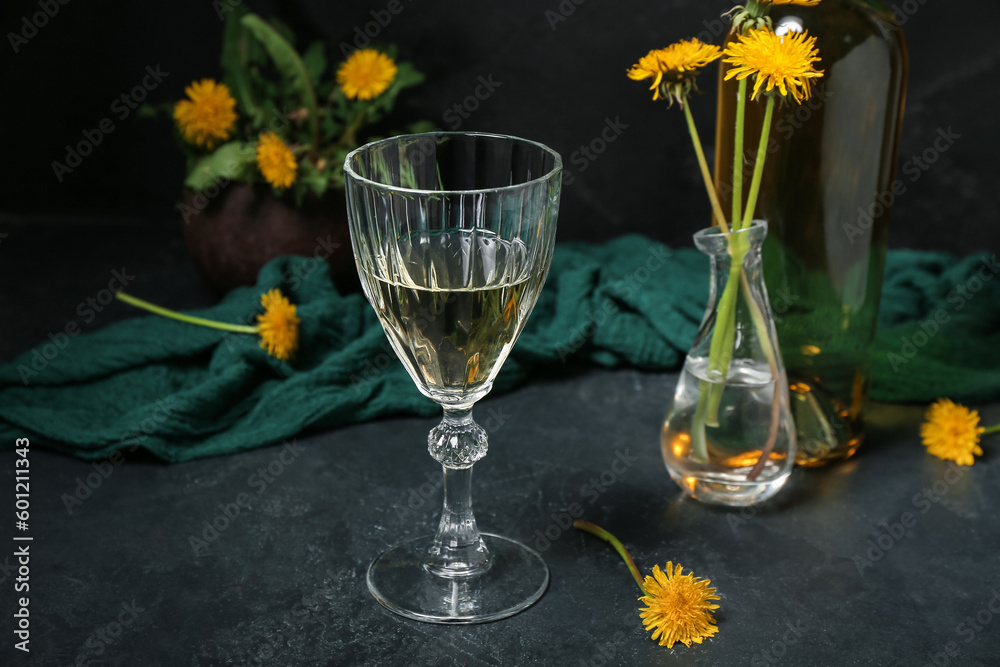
[0,236,997,462]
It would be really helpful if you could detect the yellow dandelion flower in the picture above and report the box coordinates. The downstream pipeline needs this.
[639,562,721,648]
[337,49,398,100]
[628,39,722,104]
[257,289,300,361]
[723,29,824,103]
[173,79,238,149]
[767,0,822,5]
[920,399,986,466]
[574,522,723,651]
[255,132,298,189]
[115,289,302,362]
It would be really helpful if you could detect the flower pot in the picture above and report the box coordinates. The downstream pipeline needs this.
[181,183,357,294]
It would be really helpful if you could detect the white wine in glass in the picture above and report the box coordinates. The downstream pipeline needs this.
[344,132,561,623]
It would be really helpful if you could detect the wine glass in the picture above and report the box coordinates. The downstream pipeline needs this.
[343,132,562,623]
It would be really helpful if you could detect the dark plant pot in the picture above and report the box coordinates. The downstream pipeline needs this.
[181,183,357,294]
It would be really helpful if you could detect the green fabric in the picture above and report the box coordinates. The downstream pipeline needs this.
[0,236,997,462]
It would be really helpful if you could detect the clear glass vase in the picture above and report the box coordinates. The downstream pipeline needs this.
[712,0,909,466]
[662,221,797,506]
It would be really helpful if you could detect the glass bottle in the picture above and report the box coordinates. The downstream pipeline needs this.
[712,0,909,466]
[662,221,797,506]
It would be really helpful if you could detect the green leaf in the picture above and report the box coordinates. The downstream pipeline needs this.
[221,6,266,127]
[136,103,167,119]
[268,18,296,46]
[302,41,327,86]
[184,141,256,191]
[405,119,436,134]
[240,14,319,144]
[367,61,425,116]
[321,112,342,143]
[298,161,330,199]
[392,62,425,90]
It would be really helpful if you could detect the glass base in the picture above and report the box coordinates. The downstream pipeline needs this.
[367,533,548,624]
[669,466,791,507]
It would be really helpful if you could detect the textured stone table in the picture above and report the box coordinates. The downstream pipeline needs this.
[4,369,1000,667]
[2,220,998,666]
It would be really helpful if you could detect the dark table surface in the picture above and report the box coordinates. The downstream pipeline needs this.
[2,218,999,667]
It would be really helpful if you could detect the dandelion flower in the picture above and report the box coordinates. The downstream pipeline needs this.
[768,0,822,5]
[574,521,722,650]
[257,289,300,361]
[628,39,722,104]
[173,79,238,149]
[723,29,824,103]
[256,132,298,189]
[639,562,721,648]
[337,49,398,100]
[115,289,300,363]
[921,399,986,466]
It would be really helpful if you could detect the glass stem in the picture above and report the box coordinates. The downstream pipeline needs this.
[426,407,492,578]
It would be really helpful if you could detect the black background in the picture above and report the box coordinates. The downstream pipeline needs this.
[1,0,997,252]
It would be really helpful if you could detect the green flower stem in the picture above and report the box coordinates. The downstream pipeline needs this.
[702,258,743,429]
[683,101,730,234]
[983,424,1000,435]
[335,101,370,151]
[116,292,258,334]
[573,521,648,595]
[684,94,739,434]
[739,271,782,482]
[691,380,711,462]
[732,78,748,226]
[741,94,776,229]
